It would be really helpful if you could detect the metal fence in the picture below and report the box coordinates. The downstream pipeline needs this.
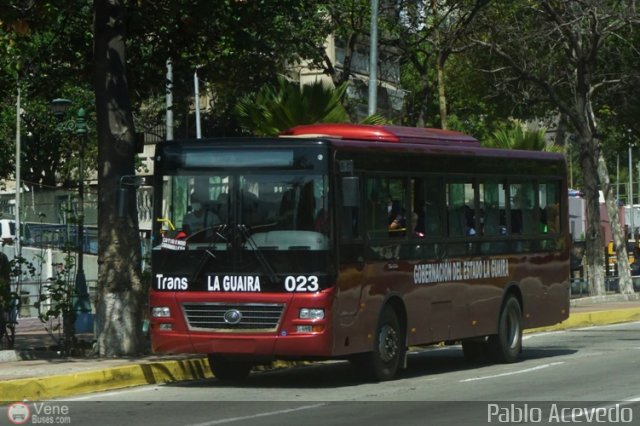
[11,279,99,320]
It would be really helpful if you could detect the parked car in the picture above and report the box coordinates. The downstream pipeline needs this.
[0,219,32,245]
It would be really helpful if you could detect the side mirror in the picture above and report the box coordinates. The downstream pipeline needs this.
[117,187,130,218]
[342,176,360,208]
[116,175,146,218]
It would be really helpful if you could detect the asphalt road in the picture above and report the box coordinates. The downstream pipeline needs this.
[6,322,640,426]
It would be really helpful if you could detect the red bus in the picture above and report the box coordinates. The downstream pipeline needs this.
[150,123,570,382]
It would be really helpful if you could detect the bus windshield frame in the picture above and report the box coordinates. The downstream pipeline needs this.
[152,142,334,293]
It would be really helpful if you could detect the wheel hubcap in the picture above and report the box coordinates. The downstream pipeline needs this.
[378,324,398,363]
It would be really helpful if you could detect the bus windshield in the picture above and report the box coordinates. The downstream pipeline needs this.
[158,172,330,251]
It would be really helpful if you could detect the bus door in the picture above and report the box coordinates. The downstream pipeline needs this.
[335,171,366,325]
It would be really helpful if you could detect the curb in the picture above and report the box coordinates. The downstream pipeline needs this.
[0,357,212,402]
[526,307,640,333]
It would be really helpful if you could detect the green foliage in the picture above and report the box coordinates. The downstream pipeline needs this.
[235,76,350,136]
[0,1,96,185]
[0,1,333,178]
[32,235,79,354]
[125,1,332,137]
[483,120,561,152]
[361,114,393,125]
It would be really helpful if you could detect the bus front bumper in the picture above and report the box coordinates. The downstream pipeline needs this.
[151,329,334,358]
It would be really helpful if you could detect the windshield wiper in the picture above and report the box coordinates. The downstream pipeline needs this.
[238,224,279,284]
[189,224,230,285]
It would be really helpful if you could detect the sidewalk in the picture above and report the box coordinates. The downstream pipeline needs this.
[1,295,640,402]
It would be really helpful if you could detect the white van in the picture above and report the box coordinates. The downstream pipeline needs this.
[0,219,31,245]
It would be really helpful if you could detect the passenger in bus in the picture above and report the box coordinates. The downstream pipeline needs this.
[182,196,221,235]
[388,200,407,236]
[464,205,476,236]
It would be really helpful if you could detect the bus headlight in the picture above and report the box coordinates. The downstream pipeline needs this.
[299,308,324,320]
[151,306,171,318]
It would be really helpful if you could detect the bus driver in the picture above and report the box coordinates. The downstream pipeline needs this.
[182,196,221,235]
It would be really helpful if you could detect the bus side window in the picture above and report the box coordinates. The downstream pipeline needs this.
[510,182,535,234]
[340,179,360,240]
[447,182,475,237]
[365,177,408,239]
[423,176,444,237]
[479,181,505,236]
[540,181,560,233]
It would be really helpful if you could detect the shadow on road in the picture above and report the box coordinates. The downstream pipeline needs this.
[168,344,577,389]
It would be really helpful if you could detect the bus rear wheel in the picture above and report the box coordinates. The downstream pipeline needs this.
[208,355,252,382]
[488,296,523,363]
[352,306,405,382]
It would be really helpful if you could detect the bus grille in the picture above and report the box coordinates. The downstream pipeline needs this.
[182,303,285,332]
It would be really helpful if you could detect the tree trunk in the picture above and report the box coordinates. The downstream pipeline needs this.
[435,52,448,130]
[431,0,447,130]
[597,150,634,295]
[93,0,145,356]
[578,132,605,296]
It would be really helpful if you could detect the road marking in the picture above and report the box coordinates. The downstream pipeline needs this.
[523,330,567,340]
[183,403,327,426]
[459,362,564,383]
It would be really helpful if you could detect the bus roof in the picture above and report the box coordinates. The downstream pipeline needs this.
[280,123,480,146]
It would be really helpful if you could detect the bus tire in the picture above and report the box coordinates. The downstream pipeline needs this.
[352,306,405,382]
[208,355,252,382]
[488,296,523,363]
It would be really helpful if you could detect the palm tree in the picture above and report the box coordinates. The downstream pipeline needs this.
[235,75,390,136]
[483,120,561,152]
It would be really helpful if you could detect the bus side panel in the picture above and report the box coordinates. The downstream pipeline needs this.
[329,251,570,356]
[331,262,386,357]
[518,253,570,329]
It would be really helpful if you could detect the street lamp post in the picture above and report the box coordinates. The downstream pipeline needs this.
[50,99,92,335]
[74,108,91,326]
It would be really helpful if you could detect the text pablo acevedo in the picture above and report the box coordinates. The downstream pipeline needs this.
[487,403,634,423]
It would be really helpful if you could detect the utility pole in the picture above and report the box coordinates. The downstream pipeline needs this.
[629,145,634,240]
[368,0,379,116]
[15,87,21,257]
[194,68,202,139]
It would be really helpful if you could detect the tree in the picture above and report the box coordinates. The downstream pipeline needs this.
[472,0,639,296]
[321,0,372,90]
[123,1,332,137]
[377,0,489,128]
[0,1,97,187]
[235,76,350,136]
[92,0,145,356]
[483,119,562,152]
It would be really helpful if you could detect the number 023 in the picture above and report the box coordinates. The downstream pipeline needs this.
[284,275,319,292]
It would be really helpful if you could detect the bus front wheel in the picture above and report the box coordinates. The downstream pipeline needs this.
[208,355,252,382]
[488,296,523,363]
[352,306,405,382]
